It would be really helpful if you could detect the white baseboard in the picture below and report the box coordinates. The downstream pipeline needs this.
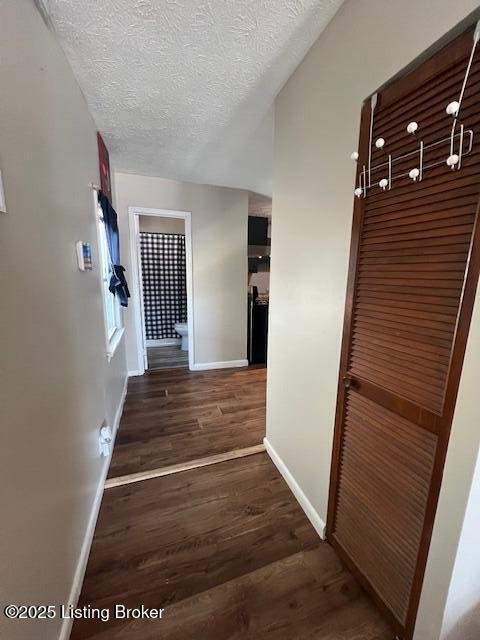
[128,369,144,377]
[59,376,128,640]
[190,359,249,371]
[263,437,326,541]
[146,338,181,347]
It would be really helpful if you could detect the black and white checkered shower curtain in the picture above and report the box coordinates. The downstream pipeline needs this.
[140,232,187,340]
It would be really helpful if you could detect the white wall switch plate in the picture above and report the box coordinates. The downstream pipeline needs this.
[0,171,6,213]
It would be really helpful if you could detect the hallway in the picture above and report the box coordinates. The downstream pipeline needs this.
[72,367,392,640]
[4,4,480,640]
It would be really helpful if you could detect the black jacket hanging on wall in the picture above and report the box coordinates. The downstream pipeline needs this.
[97,190,130,307]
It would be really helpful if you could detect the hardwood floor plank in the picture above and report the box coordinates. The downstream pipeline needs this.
[109,423,264,474]
[72,454,391,640]
[198,406,265,428]
[104,444,266,488]
[73,367,391,639]
[131,562,389,640]
[108,367,267,478]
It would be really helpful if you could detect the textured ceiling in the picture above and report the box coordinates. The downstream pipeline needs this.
[43,0,343,195]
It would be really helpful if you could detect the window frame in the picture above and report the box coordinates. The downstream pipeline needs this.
[95,193,124,361]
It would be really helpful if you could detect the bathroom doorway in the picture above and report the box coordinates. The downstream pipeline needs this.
[129,207,194,373]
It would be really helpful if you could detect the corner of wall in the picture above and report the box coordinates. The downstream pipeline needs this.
[263,437,326,540]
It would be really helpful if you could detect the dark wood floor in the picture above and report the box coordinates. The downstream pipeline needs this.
[108,366,266,478]
[73,453,391,640]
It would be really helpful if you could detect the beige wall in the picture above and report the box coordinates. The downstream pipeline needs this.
[268,0,480,637]
[0,2,127,639]
[114,173,248,371]
[440,452,480,640]
[139,215,185,234]
[441,453,480,640]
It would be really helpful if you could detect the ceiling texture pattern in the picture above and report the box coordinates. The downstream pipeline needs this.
[43,0,343,195]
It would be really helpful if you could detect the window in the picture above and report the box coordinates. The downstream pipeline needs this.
[96,198,123,359]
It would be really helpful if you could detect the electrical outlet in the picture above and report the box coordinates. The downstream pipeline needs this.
[99,424,113,457]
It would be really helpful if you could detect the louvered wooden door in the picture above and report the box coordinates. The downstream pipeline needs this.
[327,25,480,640]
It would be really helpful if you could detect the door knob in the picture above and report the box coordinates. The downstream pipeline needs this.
[343,376,354,390]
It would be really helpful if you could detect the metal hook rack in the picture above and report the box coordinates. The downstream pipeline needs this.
[355,128,473,198]
[353,22,479,199]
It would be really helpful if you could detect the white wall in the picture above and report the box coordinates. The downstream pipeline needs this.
[114,173,248,371]
[139,215,185,234]
[268,0,480,637]
[441,452,480,640]
[0,2,127,639]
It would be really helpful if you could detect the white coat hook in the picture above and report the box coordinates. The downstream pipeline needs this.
[446,101,460,116]
[446,154,459,169]
[409,168,420,182]
[354,164,365,198]
[350,151,359,161]
[379,178,388,191]
[419,140,424,181]
[375,137,385,149]
[407,122,418,134]
[446,27,479,170]
[458,124,465,170]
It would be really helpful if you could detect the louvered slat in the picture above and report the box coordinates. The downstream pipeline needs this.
[335,392,437,624]
[352,164,474,412]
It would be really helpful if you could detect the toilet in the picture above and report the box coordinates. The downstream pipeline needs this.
[174,322,188,351]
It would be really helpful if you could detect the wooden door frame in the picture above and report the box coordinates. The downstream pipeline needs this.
[326,18,480,640]
[128,207,194,374]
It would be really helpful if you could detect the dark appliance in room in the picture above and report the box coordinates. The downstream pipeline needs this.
[248,288,268,365]
[248,215,269,246]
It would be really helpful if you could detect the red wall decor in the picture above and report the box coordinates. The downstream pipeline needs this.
[97,132,112,203]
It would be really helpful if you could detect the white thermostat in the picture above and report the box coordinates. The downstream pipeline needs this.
[76,241,93,271]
